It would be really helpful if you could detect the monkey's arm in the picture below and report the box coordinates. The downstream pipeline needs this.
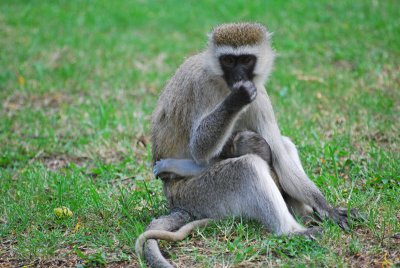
[153,159,206,178]
[190,81,256,164]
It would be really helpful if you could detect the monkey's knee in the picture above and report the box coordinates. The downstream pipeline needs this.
[282,136,297,153]
[281,136,304,171]
[239,155,305,234]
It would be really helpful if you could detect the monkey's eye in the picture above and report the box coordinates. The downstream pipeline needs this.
[239,55,255,67]
[220,55,235,68]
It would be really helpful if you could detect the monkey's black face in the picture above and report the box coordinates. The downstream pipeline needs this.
[219,54,257,88]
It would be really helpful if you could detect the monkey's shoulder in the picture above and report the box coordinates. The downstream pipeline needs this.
[164,53,223,96]
[150,56,203,159]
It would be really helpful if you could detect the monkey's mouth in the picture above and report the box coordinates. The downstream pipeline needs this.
[229,80,256,92]
[223,73,255,90]
[225,78,253,90]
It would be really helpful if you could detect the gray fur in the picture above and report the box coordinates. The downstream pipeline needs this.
[145,22,357,267]
[151,46,330,220]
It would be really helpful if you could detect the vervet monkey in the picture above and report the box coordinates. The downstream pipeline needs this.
[138,23,358,268]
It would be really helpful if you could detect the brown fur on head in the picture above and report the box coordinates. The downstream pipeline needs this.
[212,23,267,47]
[206,22,275,85]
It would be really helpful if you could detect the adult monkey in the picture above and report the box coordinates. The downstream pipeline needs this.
[139,23,358,267]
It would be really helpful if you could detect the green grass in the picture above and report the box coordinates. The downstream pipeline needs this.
[1,0,399,267]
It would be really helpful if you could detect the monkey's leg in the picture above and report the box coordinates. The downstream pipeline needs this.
[279,136,360,229]
[170,154,310,235]
[278,136,329,217]
[142,208,193,268]
[280,137,314,218]
[229,131,312,218]
[250,93,335,220]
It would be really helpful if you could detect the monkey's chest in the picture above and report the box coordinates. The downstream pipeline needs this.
[235,108,264,133]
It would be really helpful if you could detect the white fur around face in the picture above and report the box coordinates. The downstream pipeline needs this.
[204,41,276,86]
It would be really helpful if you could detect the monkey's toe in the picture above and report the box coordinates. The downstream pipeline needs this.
[335,207,365,222]
[293,226,323,240]
[331,207,365,231]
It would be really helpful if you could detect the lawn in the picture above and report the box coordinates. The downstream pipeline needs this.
[0,0,399,267]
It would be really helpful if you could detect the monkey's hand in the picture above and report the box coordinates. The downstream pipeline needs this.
[225,81,257,111]
[154,159,180,180]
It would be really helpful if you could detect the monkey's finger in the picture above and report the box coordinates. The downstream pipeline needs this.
[156,172,174,181]
[335,207,366,223]
[350,209,367,222]
[301,215,321,226]
[153,161,163,176]
[335,207,355,216]
[335,207,348,216]
[338,218,351,231]
[295,227,323,240]
[312,209,325,222]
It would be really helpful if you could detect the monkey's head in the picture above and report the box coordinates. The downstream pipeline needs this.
[205,22,275,88]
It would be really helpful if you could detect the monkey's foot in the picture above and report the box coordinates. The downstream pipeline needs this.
[314,207,364,231]
[330,207,365,231]
[293,226,323,240]
[300,215,321,227]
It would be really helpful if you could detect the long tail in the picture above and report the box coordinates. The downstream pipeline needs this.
[136,208,210,268]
